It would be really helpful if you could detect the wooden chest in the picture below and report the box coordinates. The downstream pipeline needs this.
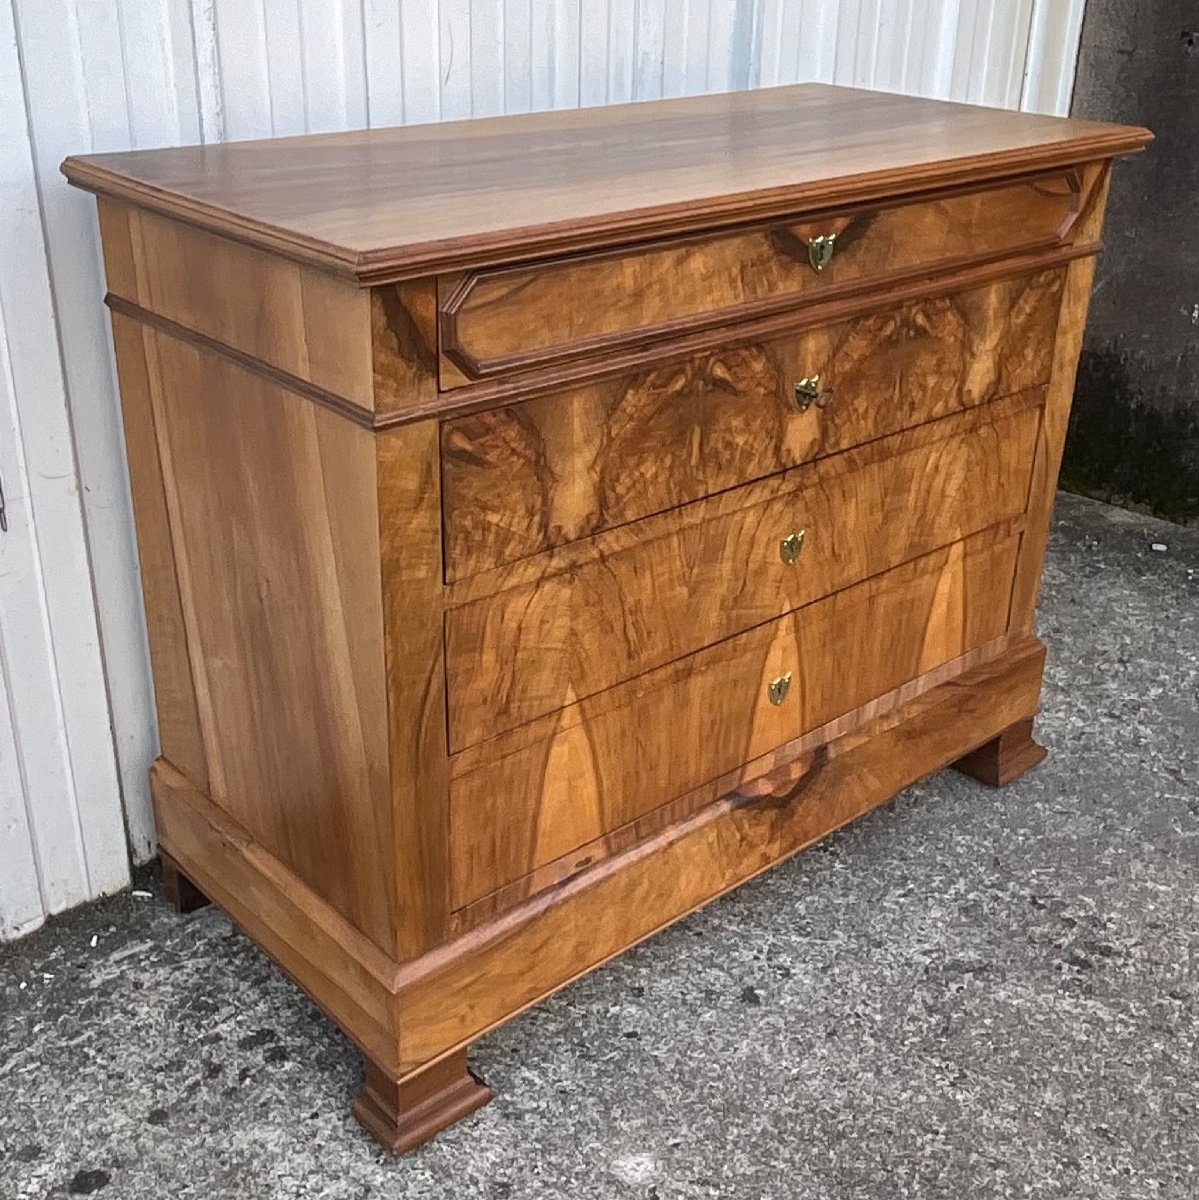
[64,84,1149,1154]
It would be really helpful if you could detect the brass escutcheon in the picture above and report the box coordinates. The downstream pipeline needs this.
[794,375,822,412]
[779,530,806,565]
[767,672,793,706]
[808,233,837,273]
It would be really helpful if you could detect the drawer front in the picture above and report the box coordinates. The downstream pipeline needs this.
[441,267,1064,581]
[448,526,1020,909]
[446,392,1041,752]
[438,171,1081,386]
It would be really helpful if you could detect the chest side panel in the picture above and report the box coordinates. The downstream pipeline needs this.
[114,315,398,954]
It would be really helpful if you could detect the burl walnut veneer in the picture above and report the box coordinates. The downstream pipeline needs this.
[63,84,1149,1155]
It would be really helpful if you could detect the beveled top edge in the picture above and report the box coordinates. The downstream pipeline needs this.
[63,84,1151,283]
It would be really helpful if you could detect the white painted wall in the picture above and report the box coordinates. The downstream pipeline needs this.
[0,0,1086,940]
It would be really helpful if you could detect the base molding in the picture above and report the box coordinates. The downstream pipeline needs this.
[953,716,1048,786]
[148,637,1047,1152]
[394,637,1048,1069]
[150,760,402,1073]
[353,1052,493,1154]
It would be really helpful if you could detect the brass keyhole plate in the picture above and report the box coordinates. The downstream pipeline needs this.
[794,376,822,412]
[780,530,806,565]
[808,233,837,273]
[767,672,793,706]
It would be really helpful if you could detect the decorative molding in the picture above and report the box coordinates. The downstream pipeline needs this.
[104,295,379,431]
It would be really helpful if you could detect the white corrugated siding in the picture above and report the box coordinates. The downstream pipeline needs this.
[0,0,1085,940]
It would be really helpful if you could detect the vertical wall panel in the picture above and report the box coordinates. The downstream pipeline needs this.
[503,0,533,111]
[916,0,964,97]
[262,0,308,134]
[874,0,917,93]
[0,0,1085,940]
[471,0,507,115]
[297,0,369,131]
[989,0,1036,109]
[607,0,636,103]
[948,0,980,99]
[755,0,790,88]
[579,0,608,106]
[529,0,578,108]
[439,0,473,119]
[682,0,712,95]
[363,0,405,125]
[706,0,738,91]
[190,0,225,142]
[405,0,444,121]
[1021,0,1086,116]
[658,2,690,97]
[633,0,666,100]
[0,655,44,941]
[2,0,132,939]
[797,0,837,83]
[13,0,164,877]
[211,0,273,139]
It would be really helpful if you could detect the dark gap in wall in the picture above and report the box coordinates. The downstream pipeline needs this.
[1067,0,1199,524]
[1062,341,1199,522]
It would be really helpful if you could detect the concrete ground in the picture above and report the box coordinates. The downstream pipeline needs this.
[1,492,1196,1200]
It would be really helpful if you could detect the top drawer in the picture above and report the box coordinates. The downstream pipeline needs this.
[437,170,1083,386]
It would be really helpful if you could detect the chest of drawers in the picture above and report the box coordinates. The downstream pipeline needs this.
[65,84,1149,1155]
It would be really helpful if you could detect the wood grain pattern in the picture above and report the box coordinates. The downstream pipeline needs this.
[397,637,1048,1070]
[446,393,1041,751]
[450,632,1016,932]
[437,171,1081,384]
[137,325,397,952]
[377,421,452,958]
[370,280,439,415]
[953,716,1048,786]
[441,268,1065,580]
[79,84,1145,1155]
[64,85,1148,281]
[99,200,375,409]
[354,1052,493,1156]
[393,244,1098,427]
[152,759,401,1072]
[448,526,1021,909]
[107,315,209,789]
[1010,165,1112,632]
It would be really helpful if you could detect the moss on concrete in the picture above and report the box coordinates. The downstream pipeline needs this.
[1062,342,1199,524]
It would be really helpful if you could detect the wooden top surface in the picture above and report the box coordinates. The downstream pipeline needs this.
[63,84,1149,282]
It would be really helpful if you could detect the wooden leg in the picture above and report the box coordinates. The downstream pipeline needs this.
[952,716,1047,787]
[160,850,211,913]
[352,1050,493,1155]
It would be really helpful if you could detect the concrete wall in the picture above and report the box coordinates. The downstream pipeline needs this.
[1068,0,1199,521]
